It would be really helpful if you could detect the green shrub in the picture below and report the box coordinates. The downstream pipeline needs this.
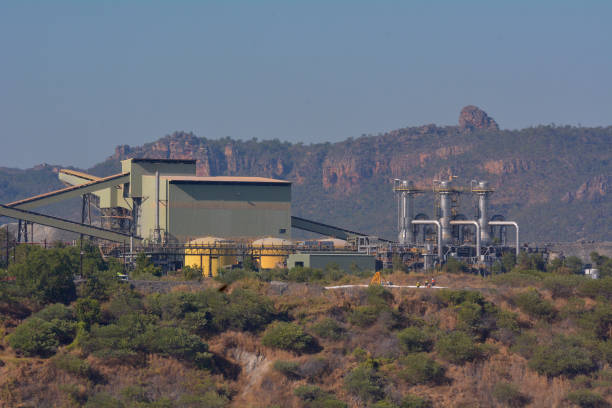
[213,288,276,332]
[181,265,202,281]
[435,331,482,364]
[311,318,345,340]
[132,252,162,278]
[435,289,485,306]
[81,312,211,368]
[32,303,77,344]
[79,269,120,301]
[273,360,302,379]
[9,246,77,305]
[75,297,101,328]
[262,322,316,353]
[513,289,557,321]
[397,327,434,353]
[579,278,612,301]
[214,268,256,284]
[400,395,433,408]
[492,382,531,407]
[371,401,399,408]
[366,285,394,309]
[139,326,211,368]
[491,271,543,287]
[398,353,446,385]
[52,353,98,380]
[528,336,597,378]
[9,317,59,357]
[349,306,381,327]
[294,385,347,408]
[565,390,610,408]
[33,303,74,321]
[443,257,469,274]
[344,364,386,403]
[510,332,539,359]
[599,340,612,364]
[542,275,583,298]
[84,392,125,408]
[577,302,612,340]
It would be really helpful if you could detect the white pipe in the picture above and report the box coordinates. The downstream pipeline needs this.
[411,220,442,258]
[155,170,160,243]
[489,221,519,256]
[450,220,481,260]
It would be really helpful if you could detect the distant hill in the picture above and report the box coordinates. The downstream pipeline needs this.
[1,107,611,242]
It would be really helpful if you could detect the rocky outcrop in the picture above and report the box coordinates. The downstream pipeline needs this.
[563,175,610,203]
[482,159,532,175]
[459,105,499,131]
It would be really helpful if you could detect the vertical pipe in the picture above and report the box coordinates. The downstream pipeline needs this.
[407,192,415,244]
[439,181,451,247]
[5,226,9,267]
[155,170,160,244]
[399,191,408,244]
[489,221,519,257]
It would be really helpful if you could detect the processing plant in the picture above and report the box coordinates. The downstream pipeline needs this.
[0,158,520,275]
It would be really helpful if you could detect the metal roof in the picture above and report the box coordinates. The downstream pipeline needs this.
[130,158,197,164]
[162,176,291,185]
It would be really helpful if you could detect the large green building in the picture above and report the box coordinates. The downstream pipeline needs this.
[59,158,292,243]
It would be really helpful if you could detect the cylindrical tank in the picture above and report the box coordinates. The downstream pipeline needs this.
[184,237,236,277]
[252,237,293,269]
[439,181,452,247]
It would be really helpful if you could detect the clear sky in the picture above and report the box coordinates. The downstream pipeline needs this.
[1,1,611,169]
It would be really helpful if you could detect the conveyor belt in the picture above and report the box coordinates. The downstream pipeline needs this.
[291,216,392,242]
[0,204,139,244]
[7,172,129,210]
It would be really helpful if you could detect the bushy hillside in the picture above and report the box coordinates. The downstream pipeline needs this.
[1,245,612,407]
[1,108,611,242]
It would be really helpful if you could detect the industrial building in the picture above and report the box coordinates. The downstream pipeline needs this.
[0,157,521,276]
[287,253,376,273]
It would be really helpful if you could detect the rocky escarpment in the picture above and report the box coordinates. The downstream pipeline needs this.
[562,175,610,203]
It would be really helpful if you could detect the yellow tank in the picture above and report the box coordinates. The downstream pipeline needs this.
[184,237,236,277]
[252,237,293,269]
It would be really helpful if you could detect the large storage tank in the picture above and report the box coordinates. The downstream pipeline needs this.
[184,237,236,277]
[252,237,293,269]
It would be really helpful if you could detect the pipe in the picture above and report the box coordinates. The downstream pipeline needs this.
[407,192,415,244]
[450,220,481,260]
[478,193,491,244]
[155,170,160,243]
[489,221,519,257]
[411,220,442,258]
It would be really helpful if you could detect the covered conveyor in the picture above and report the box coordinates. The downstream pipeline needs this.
[7,172,129,210]
[291,216,392,242]
[0,204,139,244]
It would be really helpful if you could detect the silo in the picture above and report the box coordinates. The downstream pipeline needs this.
[184,237,236,277]
[252,237,293,269]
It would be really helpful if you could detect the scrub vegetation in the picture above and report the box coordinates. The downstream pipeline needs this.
[1,245,612,407]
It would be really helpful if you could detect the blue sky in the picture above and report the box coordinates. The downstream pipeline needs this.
[1,1,611,169]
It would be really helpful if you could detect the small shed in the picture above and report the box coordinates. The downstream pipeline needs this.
[287,252,375,273]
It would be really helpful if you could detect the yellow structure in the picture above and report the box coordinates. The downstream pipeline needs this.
[184,237,236,277]
[252,237,293,269]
